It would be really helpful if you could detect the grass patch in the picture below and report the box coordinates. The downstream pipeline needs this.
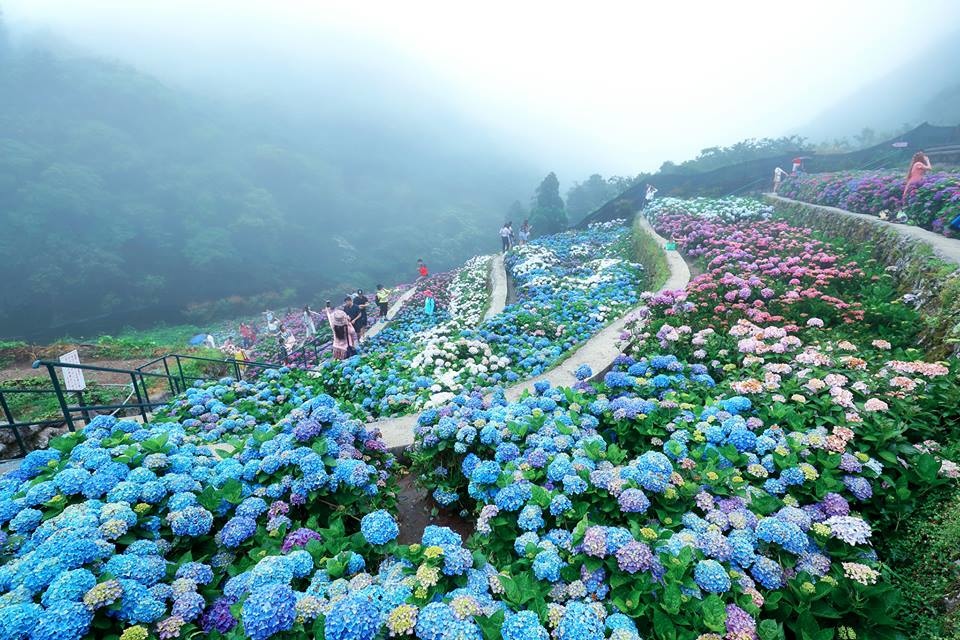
[0,377,131,424]
[880,488,960,639]
[52,324,210,360]
[631,216,670,290]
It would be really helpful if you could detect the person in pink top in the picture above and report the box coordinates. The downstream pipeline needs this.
[902,150,932,204]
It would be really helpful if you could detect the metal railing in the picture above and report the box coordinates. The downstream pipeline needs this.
[0,387,66,458]
[0,329,343,461]
[133,352,282,394]
[29,358,190,433]
[283,335,333,371]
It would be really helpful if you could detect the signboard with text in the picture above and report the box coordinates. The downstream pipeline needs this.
[59,350,86,391]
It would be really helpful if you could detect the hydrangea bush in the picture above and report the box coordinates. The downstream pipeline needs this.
[409,198,960,639]
[778,170,960,232]
[1,198,957,640]
[309,222,645,418]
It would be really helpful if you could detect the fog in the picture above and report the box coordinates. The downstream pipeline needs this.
[6,0,960,175]
[2,0,959,340]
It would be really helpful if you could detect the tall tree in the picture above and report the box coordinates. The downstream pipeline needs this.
[529,172,567,235]
[565,174,614,224]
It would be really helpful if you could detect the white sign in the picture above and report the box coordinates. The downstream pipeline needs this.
[892,141,909,148]
[59,350,86,391]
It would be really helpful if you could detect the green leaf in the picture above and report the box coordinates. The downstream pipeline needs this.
[652,609,677,640]
[702,594,726,632]
[662,583,682,615]
[142,432,169,453]
[221,478,244,504]
[758,619,785,640]
[476,609,505,640]
[915,453,941,482]
[197,486,222,511]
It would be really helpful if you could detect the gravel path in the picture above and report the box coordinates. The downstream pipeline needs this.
[376,216,690,449]
[766,194,960,267]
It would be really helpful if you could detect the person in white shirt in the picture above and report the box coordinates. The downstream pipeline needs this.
[773,167,789,193]
[500,223,512,252]
[644,185,658,205]
[302,305,317,338]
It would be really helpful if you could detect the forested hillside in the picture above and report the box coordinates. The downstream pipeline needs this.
[0,33,532,340]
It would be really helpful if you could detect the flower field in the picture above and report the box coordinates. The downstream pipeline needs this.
[0,197,958,639]
[778,170,960,232]
[409,198,960,639]
[308,222,645,418]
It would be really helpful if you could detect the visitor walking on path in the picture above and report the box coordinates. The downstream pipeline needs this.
[343,296,363,338]
[902,151,932,204]
[278,324,297,355]
[773,167,788,193]
[417,259,429,280]
[302,305,318,338]
[239,322,255,348]
[327,308,358,360]
[353,289,370,337]
[375,284,391,319]
[500,222,512,252]
[423,290,436,316]
[519,220,531,245]
[276,332,289,364]
[644,184,658,206]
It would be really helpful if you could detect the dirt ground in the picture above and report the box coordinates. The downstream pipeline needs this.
[395,473,474,544]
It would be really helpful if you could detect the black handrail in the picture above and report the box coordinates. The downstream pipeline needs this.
[2,341,331,461]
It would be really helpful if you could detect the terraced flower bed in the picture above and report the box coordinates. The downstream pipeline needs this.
[309,221,645,419]
[408,197,960,639]
[0,198,957,640]
[778,170,960,232]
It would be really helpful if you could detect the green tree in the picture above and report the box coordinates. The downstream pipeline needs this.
[529,172,567,235]
[565,174,613,225]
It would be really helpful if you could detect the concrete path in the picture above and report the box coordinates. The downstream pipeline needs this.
[503,216,689,399]
[376,216,690,449]
[365,285,419,340]
[483,254,508,321]
[766,194,960,267]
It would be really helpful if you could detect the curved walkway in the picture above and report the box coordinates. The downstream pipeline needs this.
[375,216,691,449]
[483,254,508,321]
[364,285,420,340]
[766,194,960,267]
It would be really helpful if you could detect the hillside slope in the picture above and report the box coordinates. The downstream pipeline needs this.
[0,37,533,340]
[797,28,960,139]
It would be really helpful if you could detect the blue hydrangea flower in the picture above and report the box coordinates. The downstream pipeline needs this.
[694,559,731,593]
[502,610,549,640]
[360,510,399,545]
[324,592,380,640]
[242,584,296,640]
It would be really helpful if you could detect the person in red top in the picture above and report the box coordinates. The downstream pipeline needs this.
[417,258,429,280]
[902,150,932,205]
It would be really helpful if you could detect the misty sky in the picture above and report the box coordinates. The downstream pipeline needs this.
[5,0,960,177]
